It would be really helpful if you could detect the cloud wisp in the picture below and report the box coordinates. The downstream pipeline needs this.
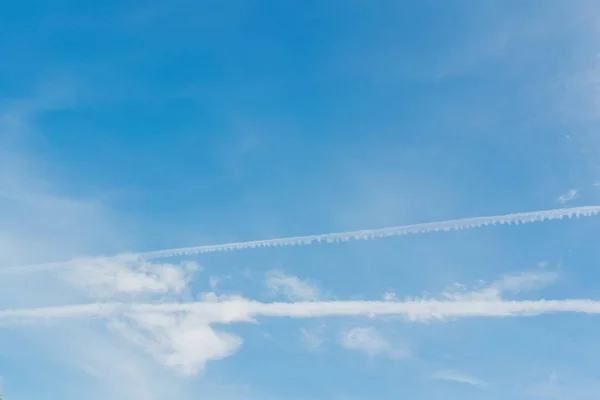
[557,189,580,205]
[4,205,600,275]
[265,270,322,301]
[432,370,486,388]
[341,326,408,359]
[442,271,559,301]
[300,325,327,350]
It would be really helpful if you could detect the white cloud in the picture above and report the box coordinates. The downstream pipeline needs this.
[9,294,600,327]
[12,285,600,378]
[265,270,321,301]
[110,312,242,375]
[0,98,585,386]
[383,292,397,301]
[432,370,486,388]
[340,326,408,359]
[442,271,558,301]
[493,271,558,293]
[557,189,580,204]
[60,256,200,299]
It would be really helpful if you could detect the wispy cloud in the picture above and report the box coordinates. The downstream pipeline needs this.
[0,84,193,399]
[527,372,561,398]
[383,292,397,301]
[110,311,242,375]
[442,271,559,301]
[432,370,486,388]
[61,256,200,299]
[265,270,321,301]
[340,326,408,359]
[47,322,189,400]
[0,87,129,270]
[300,325,327,350]
[557,189,580,204]
[209,276,221,290]
[524,372,600,399]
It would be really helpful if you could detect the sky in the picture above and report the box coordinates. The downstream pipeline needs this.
[2,1,600,399]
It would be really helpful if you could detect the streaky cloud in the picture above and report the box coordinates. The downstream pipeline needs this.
[4,297,600,323]
[3,205,600,274]
[432,370,486,388]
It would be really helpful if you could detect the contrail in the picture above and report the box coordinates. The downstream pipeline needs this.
[140,205,600,259]
[3,298,600,323]
[2,205,600,274]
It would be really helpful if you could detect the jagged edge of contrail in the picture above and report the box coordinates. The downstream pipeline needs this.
[3,205,600,274]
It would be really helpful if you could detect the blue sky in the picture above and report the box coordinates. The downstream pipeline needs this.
[2,1,600,399]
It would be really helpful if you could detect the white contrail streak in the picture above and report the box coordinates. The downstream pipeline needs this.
[140,205,600,259]
[3,298,600,323]
[2,205,599,274]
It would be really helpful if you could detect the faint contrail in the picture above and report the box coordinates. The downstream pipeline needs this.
[2,205,599,274]
[140,205,600,259]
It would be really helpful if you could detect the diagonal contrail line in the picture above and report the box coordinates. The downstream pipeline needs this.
[2,205,599,274]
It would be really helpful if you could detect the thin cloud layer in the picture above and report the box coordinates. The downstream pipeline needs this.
[265,270,322,301]
[341,326,408,359]
[442,271,559,301]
